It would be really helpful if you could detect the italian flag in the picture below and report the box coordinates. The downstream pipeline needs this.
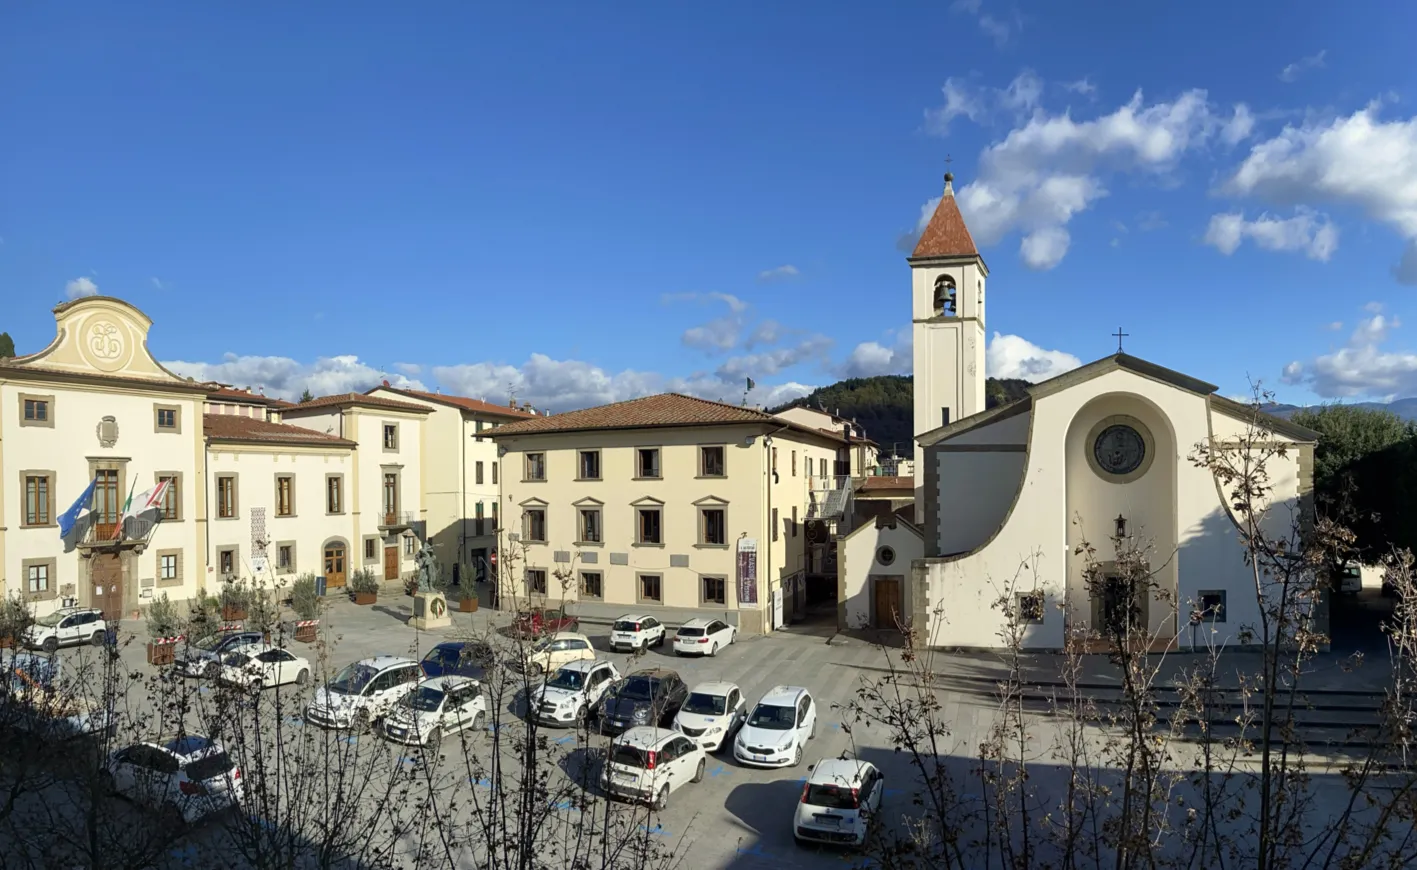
[110,478,171,540]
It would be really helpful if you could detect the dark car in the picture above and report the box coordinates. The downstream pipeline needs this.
[596,668,688,733]
[513,607,579,639]
[420,641,495,678]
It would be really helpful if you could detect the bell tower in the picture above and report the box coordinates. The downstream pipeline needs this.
[909,171,988,504]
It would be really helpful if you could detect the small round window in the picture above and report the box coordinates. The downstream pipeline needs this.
[876,546,896,566]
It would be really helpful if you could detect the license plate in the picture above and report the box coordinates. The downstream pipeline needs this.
[387,726,406,737]
[614,772,635,782]
[813,815,841,828]
[751,754,769,762]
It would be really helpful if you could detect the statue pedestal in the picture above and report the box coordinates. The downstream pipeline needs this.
[411,591,452,630]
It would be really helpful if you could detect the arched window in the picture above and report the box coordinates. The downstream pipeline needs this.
[933,276,957,316]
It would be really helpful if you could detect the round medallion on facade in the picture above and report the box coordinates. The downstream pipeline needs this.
[80,317,133,372]
[1084,414,1156,484]
[876,546,896,566]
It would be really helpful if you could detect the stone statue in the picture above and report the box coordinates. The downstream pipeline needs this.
[415,543,442,593]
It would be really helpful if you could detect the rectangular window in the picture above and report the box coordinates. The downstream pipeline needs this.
[579,450,601,480]
[701,508,726,545]
[160,553,178,581]
[492,501,499,530]
[277,546,293,571]
[772,447,778,473]
[579,508,601,543]
[159,475,180,521]
[217,475,237,519]
[1198,590,1227,623]
[492,462,498,485]
[23,398,49,423]
[819,458,827,478]
[580,571,603,599]
[364,538,378,560]
[155,407,178,430]
[791,450,797,476]
[383,424,398,450]
[791,505,798,537]
[772,507,779,542]
[405,535,415,555]
[524,508,547,542]
[702,576,726,605]
[276,475,294,517]
[637,508,662,545]
[637,448,661,478]
[475,461,484,485]
[1017,592,1044,624]
[525,453,546,481]
[639,574,662,603]
[326,476,342,514]
[941,407,951,427]
[218,548,236,577]
[383,473,398,520]
[527,569,548,596]
[28,563,49,594]
[24,474,51,526]
[700,446,725,477]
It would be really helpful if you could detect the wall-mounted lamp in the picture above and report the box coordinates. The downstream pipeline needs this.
[1115,514,1128,538]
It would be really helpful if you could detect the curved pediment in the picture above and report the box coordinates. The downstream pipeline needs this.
[5,296,197,387]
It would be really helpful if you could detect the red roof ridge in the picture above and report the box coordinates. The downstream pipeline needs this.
[286,391,432,413]
[203,413,356,447]
[910,174,981,260]
[368,385,537,419]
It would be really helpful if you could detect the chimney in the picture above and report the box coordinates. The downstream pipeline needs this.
[382,379,390,387]
[510,399,518,409]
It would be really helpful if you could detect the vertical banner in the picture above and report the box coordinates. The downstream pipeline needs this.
[736,537,758,606]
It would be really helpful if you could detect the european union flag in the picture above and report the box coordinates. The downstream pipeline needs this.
[58,477,97,546]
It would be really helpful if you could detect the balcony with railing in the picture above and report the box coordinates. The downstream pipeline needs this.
[379,510,414,531]
[806,475,854,521]
[74,515,162,554]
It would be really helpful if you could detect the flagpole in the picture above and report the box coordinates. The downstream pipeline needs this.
[112,477,137,541]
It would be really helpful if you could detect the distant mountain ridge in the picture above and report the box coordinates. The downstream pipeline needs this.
[1263,399,1417,421]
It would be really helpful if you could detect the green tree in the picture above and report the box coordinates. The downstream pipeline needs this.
[1290,404,1412,499]
[299,387,314,403]
[0,332,14,359]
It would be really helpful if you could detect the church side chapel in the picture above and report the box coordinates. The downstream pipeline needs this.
[839,172,1320,651]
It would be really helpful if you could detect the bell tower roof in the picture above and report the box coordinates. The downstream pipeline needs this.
[910,172,981,261]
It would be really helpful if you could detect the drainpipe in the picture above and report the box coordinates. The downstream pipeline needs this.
[762,424,789,630]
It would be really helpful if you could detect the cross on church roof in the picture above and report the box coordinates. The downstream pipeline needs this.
[1113,327,1129,354]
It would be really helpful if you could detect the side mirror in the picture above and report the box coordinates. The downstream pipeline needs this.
[807,763,815,771]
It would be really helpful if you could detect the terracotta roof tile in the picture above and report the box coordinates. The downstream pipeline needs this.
[857,475,914,492]
[205,386,281,405]
[489,393,848,443]
[285,392,432,414]
[203,414,356,447]
[369,386,536,419]
[910,184,979,260]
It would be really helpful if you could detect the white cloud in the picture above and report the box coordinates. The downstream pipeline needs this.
[1219,101,1417,281]
[757,264,800,282]
[1328,321,1344,331]
[1202,208,1339,261]
[163,353,425,400]
[1278,50,1327,83]
[924,78,987,136]
[948,0,1019,45]
[1136,210,1168,231]
[1221,104,1255,145]
[986,332,1083,381]
[392,362,422,376]
[1283,312,1417,399]
[715,335,834,382]
[924,70,1042,136]
[744,320,784,349]
[670,292,750,352]
[151,277,165,290]
[928,86,1224,270]
[1063,77,1096,96]
[65,276,98,299]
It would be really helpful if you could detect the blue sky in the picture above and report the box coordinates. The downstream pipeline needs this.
[4,1,1417,411]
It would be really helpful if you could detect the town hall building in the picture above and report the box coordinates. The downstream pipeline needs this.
[838,172,1319,650]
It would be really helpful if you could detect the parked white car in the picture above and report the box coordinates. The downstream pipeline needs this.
[734,685,817,768]
[609,615,667,652]
[600,726,706,810]
[794,758,885,848]
[671,618,735,657]
[305,656,422,731]
[176,630,265,679]
[217,643,312,690]
[102,735,243,824]
[24,608,106,653]
[532,659,620,726]
[673,680,747,752]
[380,675,487,749]
[517,632,596,677]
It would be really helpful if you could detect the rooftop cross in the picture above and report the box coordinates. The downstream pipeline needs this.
[1113,327,1129,354]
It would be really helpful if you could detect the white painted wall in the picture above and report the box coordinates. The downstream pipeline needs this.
[840,520,922,630]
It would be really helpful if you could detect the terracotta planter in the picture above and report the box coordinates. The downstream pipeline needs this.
[353,592,377,606]
[0,635,16,650]
[459,598,479,613]
[221,605,248,621]
[146,641,177,666]
[294,622,318,643]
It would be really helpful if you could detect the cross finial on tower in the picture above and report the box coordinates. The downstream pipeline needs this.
[1113,327,1129,354]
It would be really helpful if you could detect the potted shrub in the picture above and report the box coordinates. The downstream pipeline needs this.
[457,585,479,613]
[291,573,321,642]
[145,593,182,666]
[0,593,32,650]
[349,569,379,606]
[219,582,250,621]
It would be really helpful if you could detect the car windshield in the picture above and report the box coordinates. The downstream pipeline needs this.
[806,782,860,810]
[530,638,553,654]
[618,677,657,701]
[406,686,446,712]
[610,745,649,769]
[184,752,235,782]
[612,621,641,633]
[546,669,585,691]
[34,612,67,628]
[223,652,251,667]
[677,627,705,638]
[193,633,229,652]
[748,703,796,730]
[327,662,378,695]
[681,692,727,716]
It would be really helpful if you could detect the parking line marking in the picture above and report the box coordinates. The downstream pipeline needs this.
[735,842,772,858]
[555,736,575,744]
[399,756,419,766]
[198,686,211,695]
[638,823,671,837]
[341,736,358,745]
[708,765,729,777]
[283,716,305,727]
[471,777,494,789]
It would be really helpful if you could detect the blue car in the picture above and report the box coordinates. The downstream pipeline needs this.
[420,641,495,678]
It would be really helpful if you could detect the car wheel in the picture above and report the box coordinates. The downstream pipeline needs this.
[90,631,105,647]
[354,709,372,734]
[295,669,310,688]
[792,744,803,767]
[710,643,719,657]
[42,636,58,654]
[425,727,442,752]
[576,704,589,723]
[692,758,705,783]
[204,661,221,680]
[250,679,265,693]
[656,632,666,648]
[652,785,669,812]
